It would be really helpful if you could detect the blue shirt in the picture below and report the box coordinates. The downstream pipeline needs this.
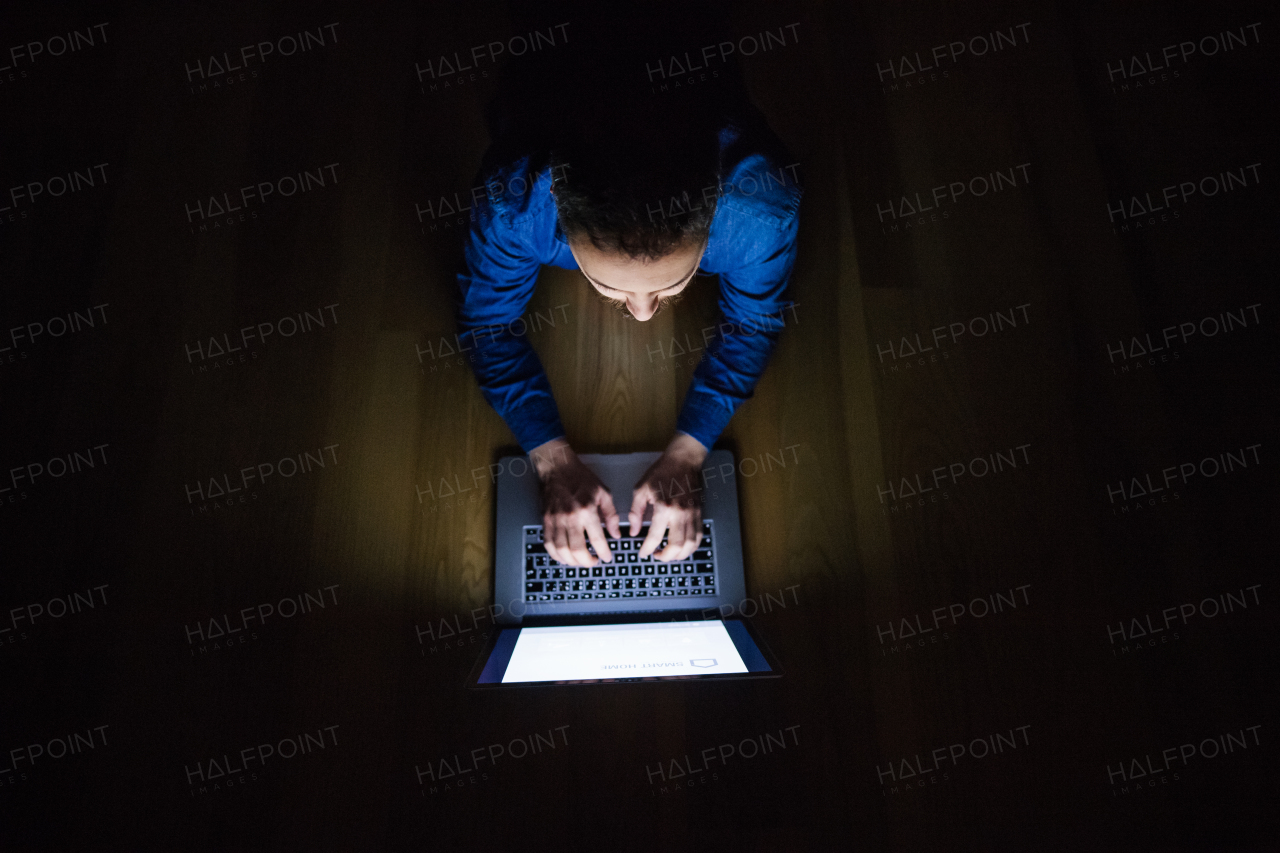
[456,120,801,453]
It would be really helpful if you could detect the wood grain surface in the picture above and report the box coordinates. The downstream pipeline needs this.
[1,1,1275,850]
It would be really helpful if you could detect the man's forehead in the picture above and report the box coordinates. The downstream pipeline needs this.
[570,239,705,294]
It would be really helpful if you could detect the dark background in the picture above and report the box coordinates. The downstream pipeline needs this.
[1,0,1275,850]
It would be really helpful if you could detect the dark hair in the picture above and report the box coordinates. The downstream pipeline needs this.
[549,98,722,260]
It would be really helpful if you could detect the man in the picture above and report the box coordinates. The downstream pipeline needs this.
[456,92,800,572]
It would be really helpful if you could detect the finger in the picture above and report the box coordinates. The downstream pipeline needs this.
[596,490,622,543]
[681,511,701,559]
[585,513,612,564]
[541,517,556,563]
[658,512,687,562]
[566,522,594,567]
[639,509,669,559]
[549,521,570,565]
[628,486,652,538]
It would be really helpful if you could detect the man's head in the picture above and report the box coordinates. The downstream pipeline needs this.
[566,235,706,321]
[549,98,721,321]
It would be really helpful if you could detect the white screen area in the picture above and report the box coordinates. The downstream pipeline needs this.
[501,620,749,683]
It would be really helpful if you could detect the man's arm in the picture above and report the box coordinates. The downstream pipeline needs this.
[458,180,621,567]
[456,187,566,453]
[630,207,800,562]
[677,208,800,450]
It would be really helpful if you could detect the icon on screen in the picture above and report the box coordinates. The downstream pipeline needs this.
[690,659,717,668]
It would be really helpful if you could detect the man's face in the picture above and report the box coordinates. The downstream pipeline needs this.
[568,236,706,322]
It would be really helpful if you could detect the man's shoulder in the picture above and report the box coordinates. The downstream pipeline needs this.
[716,121,802,226]
[477,154,557,227]
[718,155,802,226]
[474,113,801,229]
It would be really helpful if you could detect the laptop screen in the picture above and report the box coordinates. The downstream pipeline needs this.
[473,619,775,685]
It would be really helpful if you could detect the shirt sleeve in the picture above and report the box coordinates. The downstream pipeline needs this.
[675,207,800,450]
[456,189,566,453]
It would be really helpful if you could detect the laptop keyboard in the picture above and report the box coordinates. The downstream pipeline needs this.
[522,521,717,602]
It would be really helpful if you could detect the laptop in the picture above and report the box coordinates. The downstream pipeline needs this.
[466,449,781,687]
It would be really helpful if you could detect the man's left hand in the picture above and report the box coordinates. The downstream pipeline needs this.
[628,433,709,562]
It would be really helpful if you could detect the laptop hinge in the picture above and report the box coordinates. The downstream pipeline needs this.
[521,609,720,628]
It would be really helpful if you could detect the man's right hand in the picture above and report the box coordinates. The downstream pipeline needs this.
[530,438,621,567]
